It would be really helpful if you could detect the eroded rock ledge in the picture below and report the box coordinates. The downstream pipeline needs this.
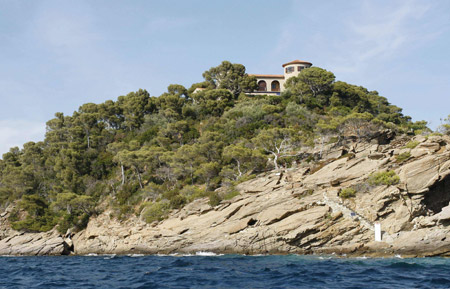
[2,134,450,257]
[0,230,72,256]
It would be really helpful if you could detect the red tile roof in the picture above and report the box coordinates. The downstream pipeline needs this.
[282,60,312,67]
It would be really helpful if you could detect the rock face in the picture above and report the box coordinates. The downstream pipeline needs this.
[2,134,450,257]
[0,230,71,256]
[0,204,73,256]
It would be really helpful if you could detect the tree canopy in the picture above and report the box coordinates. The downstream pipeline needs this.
[202,61,257,97]
[0,62,429,233]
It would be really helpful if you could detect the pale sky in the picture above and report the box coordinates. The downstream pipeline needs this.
[1,0,450,156]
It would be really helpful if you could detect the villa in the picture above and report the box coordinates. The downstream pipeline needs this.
[249,60,312,95]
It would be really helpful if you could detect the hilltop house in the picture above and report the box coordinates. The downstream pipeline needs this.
[249,60,312,95]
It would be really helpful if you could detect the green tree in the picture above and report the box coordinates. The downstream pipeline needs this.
[316,117,341,157]
[170,144,205,184]
[114,143,153,189]
[107,142,130,185]
[117,89,155,130]
[156,93,186,116]
[11,194,55,232]
[195,161,220,190]
[339,112,377,141]
[193,89,234,117]
[253,128,298,170]
[50,192,95,215]
[223,143,265,180]
[75,103,103,149]
[203,61,257,97]
[284,67,335,107]
[439,115,450,135]
[167,84,188,98]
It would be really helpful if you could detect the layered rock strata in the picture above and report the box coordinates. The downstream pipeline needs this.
[2,134,450,257]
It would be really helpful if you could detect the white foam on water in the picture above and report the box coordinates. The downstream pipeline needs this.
[319,256,333,260]
[195,251,223,256]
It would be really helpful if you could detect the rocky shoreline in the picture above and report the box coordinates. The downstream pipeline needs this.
[2,134,450,257]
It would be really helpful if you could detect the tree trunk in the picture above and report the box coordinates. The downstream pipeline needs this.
[237,160,242,178]
[272,152,279,170]
[135,167,143,189]
[121,164,125,185]
[319,135,324,158]
[110,183,117,196]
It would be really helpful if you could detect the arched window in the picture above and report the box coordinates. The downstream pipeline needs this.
[257,80,267,92]
[271,80,280,92]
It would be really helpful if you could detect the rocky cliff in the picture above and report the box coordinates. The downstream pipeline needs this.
[2,133,450,257]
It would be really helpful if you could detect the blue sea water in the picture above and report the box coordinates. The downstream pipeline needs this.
[1,254,450,288]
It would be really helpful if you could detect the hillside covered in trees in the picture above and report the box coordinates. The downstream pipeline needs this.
[0,61,435,233]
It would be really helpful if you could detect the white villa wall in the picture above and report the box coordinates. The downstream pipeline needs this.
[255,77,284,92]
[283,63,311,79]
[250,60,312,95]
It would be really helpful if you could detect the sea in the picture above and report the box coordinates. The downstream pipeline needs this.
[1,253,450,288]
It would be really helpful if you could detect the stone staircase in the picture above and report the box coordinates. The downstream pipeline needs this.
[322,191,395,243]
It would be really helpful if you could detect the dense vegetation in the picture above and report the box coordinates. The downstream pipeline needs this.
[0,61,430,233]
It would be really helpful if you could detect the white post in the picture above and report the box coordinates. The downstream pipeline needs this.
[374,223,382,242]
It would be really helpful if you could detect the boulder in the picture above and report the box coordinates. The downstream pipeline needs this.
[427,135,448,146]
[413,135,427,143]
[371,129,396,145]
[410,148,428,158]
[0,230,70,255]
[435,205,450,222]
[416,142,440,152]
[368,152,385,160]
[398,153,450,193]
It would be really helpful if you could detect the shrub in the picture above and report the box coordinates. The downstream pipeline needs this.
[327,136,339,144]
[115,204,132,220]
[368,170,400,186]
[234,174,257,184]
[405,141,419,149]
[180,185,208,202]
[10,194,56,232]
[141,201,170,223]
[395,152,411,163]
[339,187,356,199]
[169,194,187,209]
[11,216,56,232]
[116,182,140,205]
[223,189,240,200]
[208,192,222,207]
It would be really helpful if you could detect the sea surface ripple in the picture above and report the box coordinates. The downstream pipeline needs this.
[1,254,450,288]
